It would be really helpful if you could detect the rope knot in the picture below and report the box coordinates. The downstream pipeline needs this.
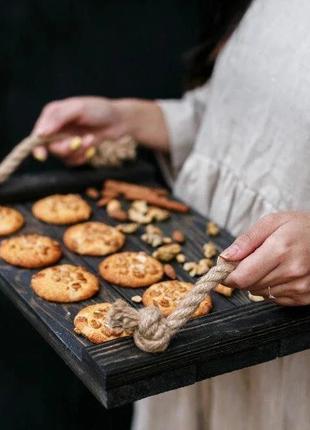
[108,299,172,353]
[107,258,236,353]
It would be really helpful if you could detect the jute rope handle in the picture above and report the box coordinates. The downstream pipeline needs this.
[0,134,137,185]
[108,256,237,353]
[0,134,62,184]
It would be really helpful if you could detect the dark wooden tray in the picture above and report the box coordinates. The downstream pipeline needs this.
[1,165,310,408]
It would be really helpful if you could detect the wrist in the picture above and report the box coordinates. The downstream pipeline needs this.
[111,98,169,151]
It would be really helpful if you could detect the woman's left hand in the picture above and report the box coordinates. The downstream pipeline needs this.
[222,212,310,306]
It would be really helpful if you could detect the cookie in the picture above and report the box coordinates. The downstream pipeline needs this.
[64,222,125,256]
[142,280,213,317]
[0,234,62,269]
[99,251,164,288]
[74,303,130,344]
[31,264,99,303]
[32,194,92,225]
[0,206,24,236]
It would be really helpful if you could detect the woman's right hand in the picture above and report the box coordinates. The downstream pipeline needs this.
[32,96,131,165]
[32,96,169,165]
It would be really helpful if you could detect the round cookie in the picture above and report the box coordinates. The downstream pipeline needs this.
[0,206,24,236]
[99,251,164,288]
[31,264,99,303]
[64,222,125,256]
[0,234,62,269]
[142,280,213,317]
[74,303,130,344]
[32,194,92,225]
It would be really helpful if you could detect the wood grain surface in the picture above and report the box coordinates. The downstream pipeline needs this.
[1,169,310,408]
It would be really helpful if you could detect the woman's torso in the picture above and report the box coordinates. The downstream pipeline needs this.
[175,0,310,235]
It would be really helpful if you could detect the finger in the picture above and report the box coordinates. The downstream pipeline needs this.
[33,99,83,136]
[64,147,96,166]
[249,285,288,298]
[249,248,310,292]
[248,264,293,292]
[32,145,48,162]
[225,237,279,289]
[48,138,78,158]
[63,135,96,166]
[273,293,310,306]
[221,213,290,261]
[250,277,310,298]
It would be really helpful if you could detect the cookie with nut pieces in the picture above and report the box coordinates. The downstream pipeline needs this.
[99,251,164,288]
[32,194,92,225]
[0,234,62,268]
[143,280,213,317]
[74,303,130,344]
[31,264,99,302]
[0,206,24,236]
[64,222,125,256]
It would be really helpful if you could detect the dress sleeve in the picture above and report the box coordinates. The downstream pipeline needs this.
[156,82,209,181]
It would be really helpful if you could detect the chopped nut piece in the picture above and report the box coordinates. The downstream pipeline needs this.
[131,295,143,303]
[162,237,172,244]
[203,242,218,259]
[183,259,211,277]
[152,243,181,262]
[214,284,234,297]
[132,200,148,214]
[106,199,128,221]
[85,187,100,200]
[128,207,152,224]
[128,202,170,224]
[141,225,165,247]
[176,253,186,263]
[164,264,177,280]
[196,259,210,276]
[69,136,82,150]
[116,223,139,234]
[183,261,198,277]
[148,207,170,222]
[172,229,185,243]
[146,224,163,236]
[189,268,197,277]
[248,291,265,302]
[141,232,163,247]
[205,258,214,268]
[207,221,220,236]
[183,261,196,270]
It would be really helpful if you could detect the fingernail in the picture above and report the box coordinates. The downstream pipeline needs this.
[221,243,240,259]
[69,136,82,151]
[85,146,96,160]
[33,147,47,162]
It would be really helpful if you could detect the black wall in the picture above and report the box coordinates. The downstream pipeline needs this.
[1,0,208,172]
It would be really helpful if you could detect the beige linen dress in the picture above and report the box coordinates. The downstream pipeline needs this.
[132,0,310,429]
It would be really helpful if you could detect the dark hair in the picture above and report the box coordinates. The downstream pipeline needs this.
[184,0,254,89]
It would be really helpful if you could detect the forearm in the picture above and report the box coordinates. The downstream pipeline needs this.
[112,98,170,152]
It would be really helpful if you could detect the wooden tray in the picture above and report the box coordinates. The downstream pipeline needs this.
[1,165,310,408]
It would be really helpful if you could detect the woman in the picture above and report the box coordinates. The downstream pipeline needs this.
[32,0,310,428]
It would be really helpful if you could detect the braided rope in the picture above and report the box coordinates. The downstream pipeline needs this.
[0,135,137,184]
[108,256,236,353]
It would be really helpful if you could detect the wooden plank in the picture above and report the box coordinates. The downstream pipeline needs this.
[86,303,310,407]
[1,171,310,408]
[0,160,156,203]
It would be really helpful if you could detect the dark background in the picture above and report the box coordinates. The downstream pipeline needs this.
[0,1,208,429]
[1,0,208,172]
